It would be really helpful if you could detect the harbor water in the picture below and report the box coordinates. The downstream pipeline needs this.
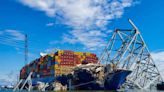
[0,89,164,92]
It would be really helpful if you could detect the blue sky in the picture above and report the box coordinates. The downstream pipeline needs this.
[0,0,164,85]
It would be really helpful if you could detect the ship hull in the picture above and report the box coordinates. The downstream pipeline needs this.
[104,70,132,90]
[157,82,164,90]
[71,68,132,90]
[30,69,131,90]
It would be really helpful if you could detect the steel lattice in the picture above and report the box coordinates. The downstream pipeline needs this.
[99,19,163,89]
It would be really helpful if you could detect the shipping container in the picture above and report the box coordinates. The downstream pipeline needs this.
[20,50,99,82]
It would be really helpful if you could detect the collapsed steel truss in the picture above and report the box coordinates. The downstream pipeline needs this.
[100,19,163,89]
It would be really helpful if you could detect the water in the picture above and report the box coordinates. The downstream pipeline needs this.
[0,89,164,92]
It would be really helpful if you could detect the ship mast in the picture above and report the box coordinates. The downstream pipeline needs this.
[25,34,28,65]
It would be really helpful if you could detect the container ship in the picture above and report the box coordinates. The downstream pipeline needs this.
[19,50,131,90]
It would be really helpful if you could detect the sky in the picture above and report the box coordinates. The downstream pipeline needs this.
[0,0,164,85]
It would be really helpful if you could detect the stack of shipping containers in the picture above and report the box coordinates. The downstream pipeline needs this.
[20,50,98,83]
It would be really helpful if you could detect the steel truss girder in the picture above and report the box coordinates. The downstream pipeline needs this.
[100,19,163,89]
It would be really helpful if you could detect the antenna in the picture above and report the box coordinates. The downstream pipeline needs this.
[25,34,28,65]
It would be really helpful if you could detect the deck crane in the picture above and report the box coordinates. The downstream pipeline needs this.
[99,19,163,89]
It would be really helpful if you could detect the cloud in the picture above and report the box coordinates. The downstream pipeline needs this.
[0,29,25,51]
[122,0,133,7]
[63,30,110,50]
[0,79,12,86]
[0,71,18,86]
[44,48,59,53]
[0,29,25,41]
[19,0,136,28]
[46,22,54,27]
[151,51,164,79]
[19,0,139,50]
[49,40,61,45]
[19,0,56,17]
